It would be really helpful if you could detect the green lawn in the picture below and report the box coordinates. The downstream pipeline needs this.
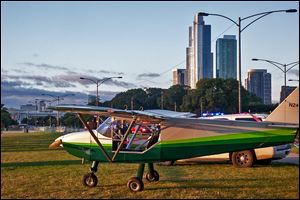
[1,132,299,199]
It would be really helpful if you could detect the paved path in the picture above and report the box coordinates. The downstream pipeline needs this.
[272,153,299,165]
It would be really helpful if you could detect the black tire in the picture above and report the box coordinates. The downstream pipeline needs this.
[145,170,159,182]
[82,173,98,187]
[232,150,254,168]
[127,177,144,192]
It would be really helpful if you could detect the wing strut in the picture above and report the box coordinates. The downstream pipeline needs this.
[112,116,137,161]
[77,113,112,162]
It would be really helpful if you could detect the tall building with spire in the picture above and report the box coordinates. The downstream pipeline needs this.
[186,13,213,89]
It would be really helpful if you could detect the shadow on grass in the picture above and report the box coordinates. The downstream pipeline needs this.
[1,160,81,168]
[147,177,295,191]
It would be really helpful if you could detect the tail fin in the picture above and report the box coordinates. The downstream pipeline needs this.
[265,87,299,125]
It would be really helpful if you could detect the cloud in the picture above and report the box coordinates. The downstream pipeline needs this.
[289,69,299,77]
[137,73,160,79]
[1,83,119,109]
[3,74,76,88]
[108,79,137,88]
[22,62,69,71]
[58,73,137,88]
[87,69,124,75]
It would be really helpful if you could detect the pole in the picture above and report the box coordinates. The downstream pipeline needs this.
[57,97,60,127]
[284,64,287,100]
[161,91,164,110]
[238,17,242,113]
[96,82,99,107]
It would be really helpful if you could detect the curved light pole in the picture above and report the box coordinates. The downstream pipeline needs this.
[80,76,122,127]
[252,58,299,101]
[288,79,299,82]
[42,93,75,127]
[199,9,297,113]
[80,76,122,106]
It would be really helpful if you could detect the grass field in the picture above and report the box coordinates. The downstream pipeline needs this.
[1,132,299,199]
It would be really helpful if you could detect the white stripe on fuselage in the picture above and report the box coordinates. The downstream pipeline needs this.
[55,130,112,145]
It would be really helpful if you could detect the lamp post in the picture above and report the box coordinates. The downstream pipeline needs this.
[288,79,299,82]
[41,93,75,127]
[80,76,122,126]
[80,76,122,106]
[252,58,299,101]
[199,9,297,113]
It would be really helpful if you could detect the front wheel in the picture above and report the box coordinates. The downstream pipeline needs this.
[145,170,159,182]
[232,150,254,168]
[127,177,144,192]
[82,173,98,187]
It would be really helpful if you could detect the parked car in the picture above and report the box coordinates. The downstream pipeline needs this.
[163,113,292,167]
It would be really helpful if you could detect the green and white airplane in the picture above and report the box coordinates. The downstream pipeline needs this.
[49,87,299,192]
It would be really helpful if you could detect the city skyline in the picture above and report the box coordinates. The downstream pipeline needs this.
[1,1,299,109]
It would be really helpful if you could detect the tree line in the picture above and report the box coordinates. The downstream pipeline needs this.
[100,78,277,115]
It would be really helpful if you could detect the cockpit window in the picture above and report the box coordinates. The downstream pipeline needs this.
[96,117,113,137]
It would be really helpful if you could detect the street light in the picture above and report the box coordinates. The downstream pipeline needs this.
[288,79,299,82]
[199,8,297,113]
[80,76,122,106]
[252,58,299,101]
[80,76,122,126]
[41,93,75,127]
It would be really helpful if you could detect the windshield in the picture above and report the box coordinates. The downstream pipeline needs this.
[96,117,113,136]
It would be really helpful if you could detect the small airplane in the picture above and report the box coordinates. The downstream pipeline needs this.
[49,87,299,192]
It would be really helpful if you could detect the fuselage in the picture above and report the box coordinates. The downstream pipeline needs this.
[52,117,297,163]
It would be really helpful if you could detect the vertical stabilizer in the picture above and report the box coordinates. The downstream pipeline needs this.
[265,87,299,125]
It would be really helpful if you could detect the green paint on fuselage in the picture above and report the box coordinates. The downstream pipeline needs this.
[62,128,296,163]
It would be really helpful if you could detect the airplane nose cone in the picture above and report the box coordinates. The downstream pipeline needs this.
[49,139,62,149]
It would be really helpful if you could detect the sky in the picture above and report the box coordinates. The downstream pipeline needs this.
[1,1,299,109]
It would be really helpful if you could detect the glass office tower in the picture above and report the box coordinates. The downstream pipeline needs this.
[245,69,272,105]
[186,14,213,89]
[216,35,237,79]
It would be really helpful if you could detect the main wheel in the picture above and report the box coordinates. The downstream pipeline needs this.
[127,177,144,192]
[232,150,254,168]
[82,173,98,187]
[145,170,159,182]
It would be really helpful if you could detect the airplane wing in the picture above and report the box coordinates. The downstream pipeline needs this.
[48,105,165,122]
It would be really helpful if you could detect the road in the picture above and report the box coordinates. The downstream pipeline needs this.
[272,153,299,165]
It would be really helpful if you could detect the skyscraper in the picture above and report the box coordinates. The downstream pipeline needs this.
[280,86,297,102]
[186,14,213,89]
[172,69,186,86]
[216,35,237,79]
[245,69,272,105]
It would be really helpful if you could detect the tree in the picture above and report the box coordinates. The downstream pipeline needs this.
[181,79,263,115]
[1,104,18,130]
[163,85,188,111]
[60,113,84,128]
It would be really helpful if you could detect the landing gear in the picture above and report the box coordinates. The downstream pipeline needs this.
[145,163,159,182]
[83,161,99,187]
[146,170,159,182]
[82,173,98,187]
[127,163,160,192]
[127,177,144,192]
